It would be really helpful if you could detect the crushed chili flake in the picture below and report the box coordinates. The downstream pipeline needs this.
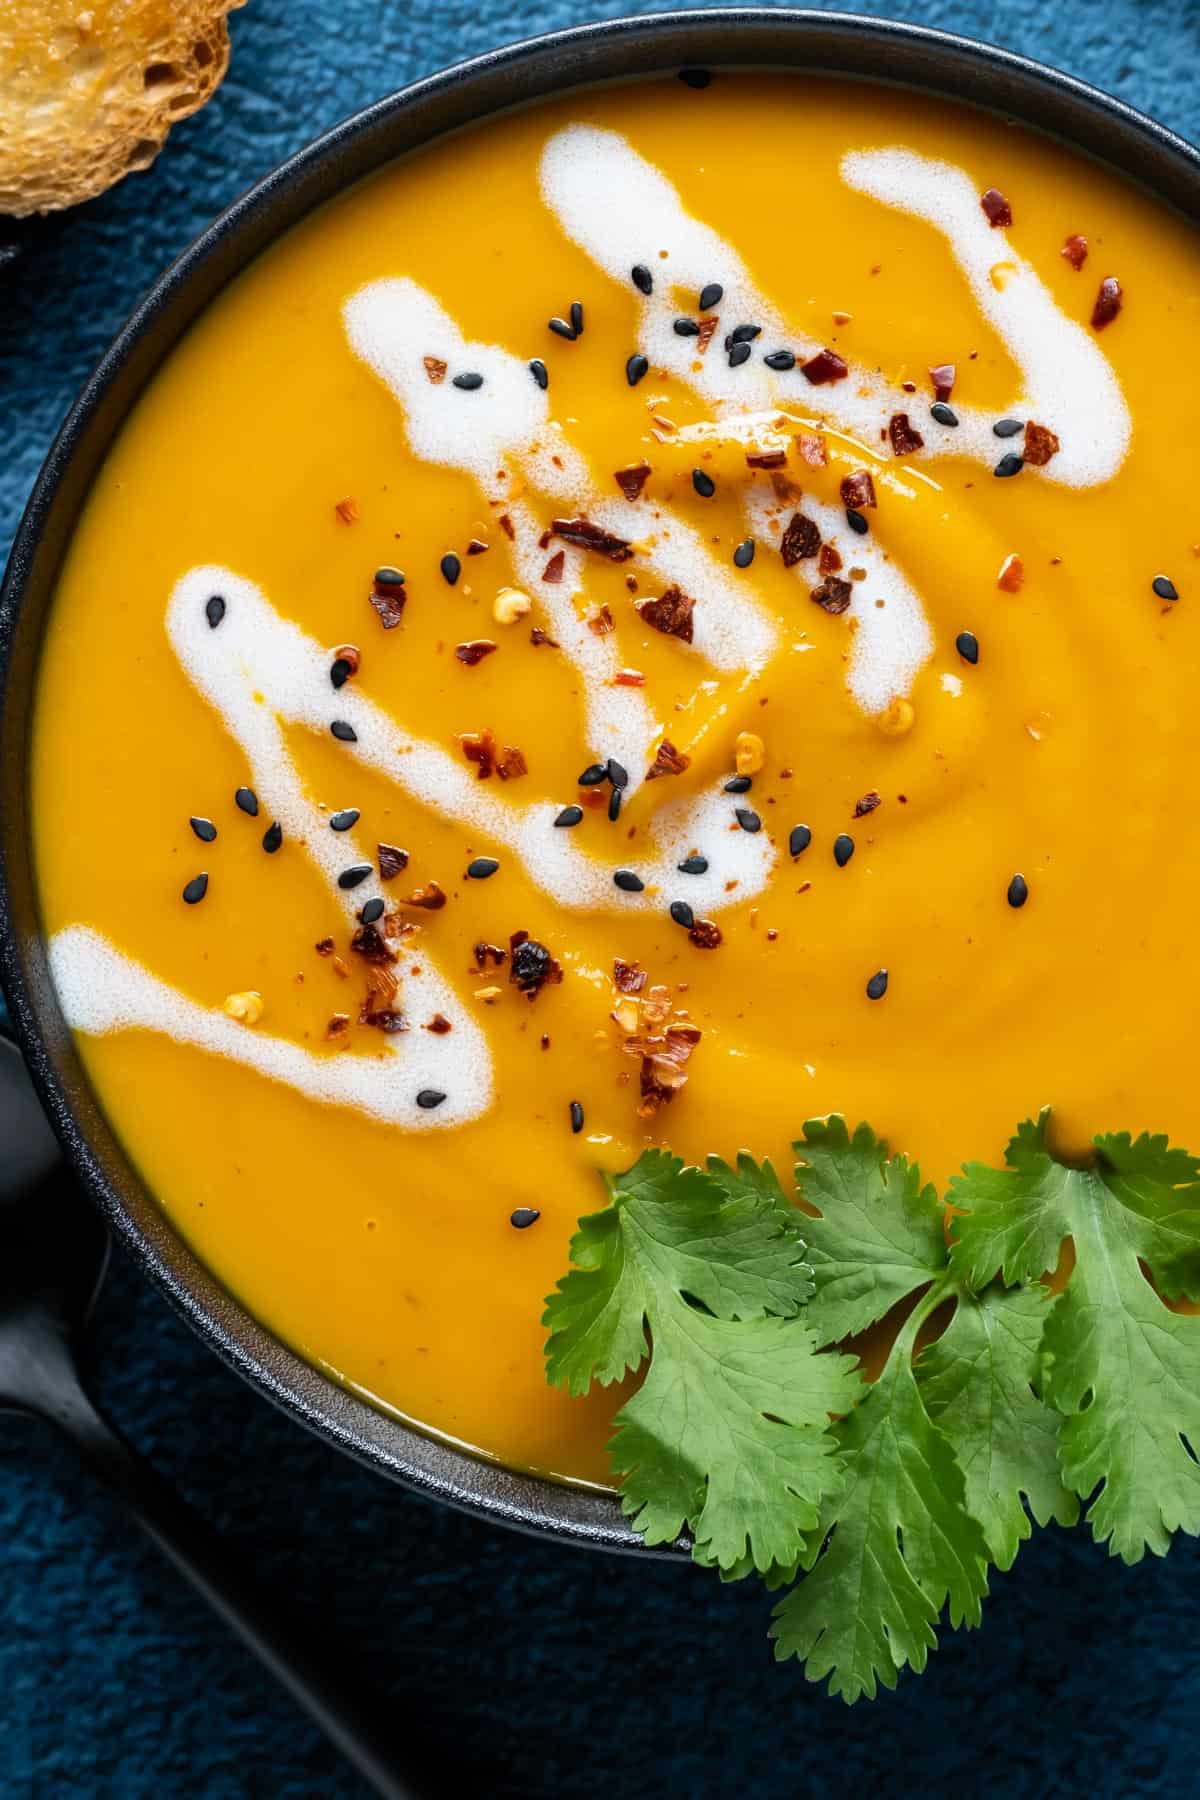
[423,355,448,384]
[334,497,360,525]
[326,1013,351,1040]
[425,1014,453,1034]
[541,550,566,584]
[746,449,788,470]
[811,577,853,615]
[638,586,695,642]
[467,538,489,556]
[687,919,722,950]
[614,959,648,994]
[614,462,652,502]
[771,471,802,504]
[455,639,498,666]
[889,413,925,457]
[855,790,882,818]
[794,431,828,468]
[1091,276,1123,330]
[360,1006,408,1034]
[818,542,844,576]
[997,553,1025,593]
[377,843,409,881]
[529,625,560,648]
[498,513,515,541]
[800,348,849,385]
[369,586,406,629]
[315,936,335,956]
[840,469,878,511]
[981,187,1013,227]
[696,316,720,353]
[646,739,691,780]
[1023,422,1061,467]
[587,606,615,636]
[780,512,822,567]
[461,728,526,781]
[550,516,633,561]
[615,668,645,687]
[474,941,507,969]
[1061,233,1089,271]
[331,956,350,980]
[509,933,562,998]
[350,921,396,965]
[403,880,446,911]
[929,363,956,402]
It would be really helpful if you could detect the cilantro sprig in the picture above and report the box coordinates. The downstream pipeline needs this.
[545,1111,1200,1701]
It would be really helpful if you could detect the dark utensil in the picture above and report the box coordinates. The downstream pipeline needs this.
[0,1033,437,1800]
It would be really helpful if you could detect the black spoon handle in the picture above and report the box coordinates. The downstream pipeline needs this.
[38,1331,437,1800]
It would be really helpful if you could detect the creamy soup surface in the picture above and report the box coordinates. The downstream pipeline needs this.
[33,75,1200,1483]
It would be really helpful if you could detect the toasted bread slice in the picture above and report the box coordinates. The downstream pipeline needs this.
[0,1,244,218]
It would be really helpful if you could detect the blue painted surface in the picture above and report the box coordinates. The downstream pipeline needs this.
[4,4,1200,1794]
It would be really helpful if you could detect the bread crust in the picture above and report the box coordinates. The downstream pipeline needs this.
[0,1,245,218]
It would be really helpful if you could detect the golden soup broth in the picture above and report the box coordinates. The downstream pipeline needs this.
[32,76,1200,1485]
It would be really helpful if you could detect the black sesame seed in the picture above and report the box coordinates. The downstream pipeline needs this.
[510,1206,541,1228]
[730,323,761,344]
[331,720,358,742]
[699,282,724,311]
[846,508,869,535]
[578,762,608,786]
[692,469,716,498]
[728,341,752,368]
[789,824,812,857]
[724,775,752,794]
[416,1089,447,1110]
[733,538,755,568]
[235,786,259,817]
[205,594,226,629]
[834,833,855,867]
[678,67,712,88]
[1153,574,1179,601]
[677,855,709,874]
[528,359,549,391]
[262,820,283,854]
[1007,872,1029,909]
[764,350,796,371]
[189,817,217,843]
[608,785,623,822]
[931,402,959,427]
[626,353,649,387]
[866,969,889,1001]
[669,899,695,929]
[956,630,980,665]
[330,658,353,690]
[375,564,404,587]
[360,897,385,926]
[466,856,499,879]
[440,552,461,586]
[735,807,761,833]
[338,864,373,890]
[452,371,484,390]
[631,264,653,295]
[569,1100,584,1134]
[570,300,584,335]
[614,868,644,892]
[993,417,1024,438]
[994,454,1025,478]
[674,318,701,338]
[182,873,209,905]
[329,808,360,831]
[606,758,629,790]
[548,317,577,341]
[554,805,584,827]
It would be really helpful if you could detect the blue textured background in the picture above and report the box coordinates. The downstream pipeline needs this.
[5,4,1200,1795]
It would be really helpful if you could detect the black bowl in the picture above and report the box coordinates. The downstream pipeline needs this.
[2,8,1197,1553]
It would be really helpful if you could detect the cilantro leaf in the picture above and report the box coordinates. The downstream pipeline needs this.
[950,1115,1200,1560]
[543,1150,861,1573]
[795,1117,946,1345]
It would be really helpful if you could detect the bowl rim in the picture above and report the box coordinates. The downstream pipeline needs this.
[2,7,1198,1555]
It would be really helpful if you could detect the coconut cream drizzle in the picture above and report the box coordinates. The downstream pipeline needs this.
[51,129,1130,1128]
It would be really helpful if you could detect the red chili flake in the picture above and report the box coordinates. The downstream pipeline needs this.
[529,625,560,648]
[771,472,802,504]
[497,745,527,780]
[1091,276,1123,330]
[901,380,916,394]
[334,497,360,525]
[493,514,513,544]
[854,790,882,819]
[746,449,788,470]
[1061,234,1089,271]
[800,348,849,385]
[840,469,877,510]
[508,933,562,998]
[350,922,396,964]
[315,937,335,955]
[455,639,498,666]
[331,956,350,981]
[1023,422,1061,468]
[369,586,406,630]
[614,462,652,502]
[794,431,828,468]
[981,187,1013,228]
[425,1014,453,1034]
[550,516,633,561]
[818,542,843,576]
[696,316,720,353]
[646,739,691,780]
[423,356,448,384]
[377,843,409,881]
[997,554,1025,593]
[326,1014,351,1040]
[360,1007,408,1033]
[474,941,507,969]
[780,513,822,567]
[687,919,722,950]
[929,363,956,401]
[614,959,648,994]
[811,577,853,615]
[461,728,524,780]
[588,606,615,636]
[467,538,489,556]
[888,413,925,457]
[404,880,446,911]
[638,586,694,641]
[615,668,645,687]
[540,551,565,584]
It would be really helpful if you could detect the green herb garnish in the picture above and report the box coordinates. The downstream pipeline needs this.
[544,1113,1200,1702]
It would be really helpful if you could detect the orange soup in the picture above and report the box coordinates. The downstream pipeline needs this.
[31,75,1200,1485]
